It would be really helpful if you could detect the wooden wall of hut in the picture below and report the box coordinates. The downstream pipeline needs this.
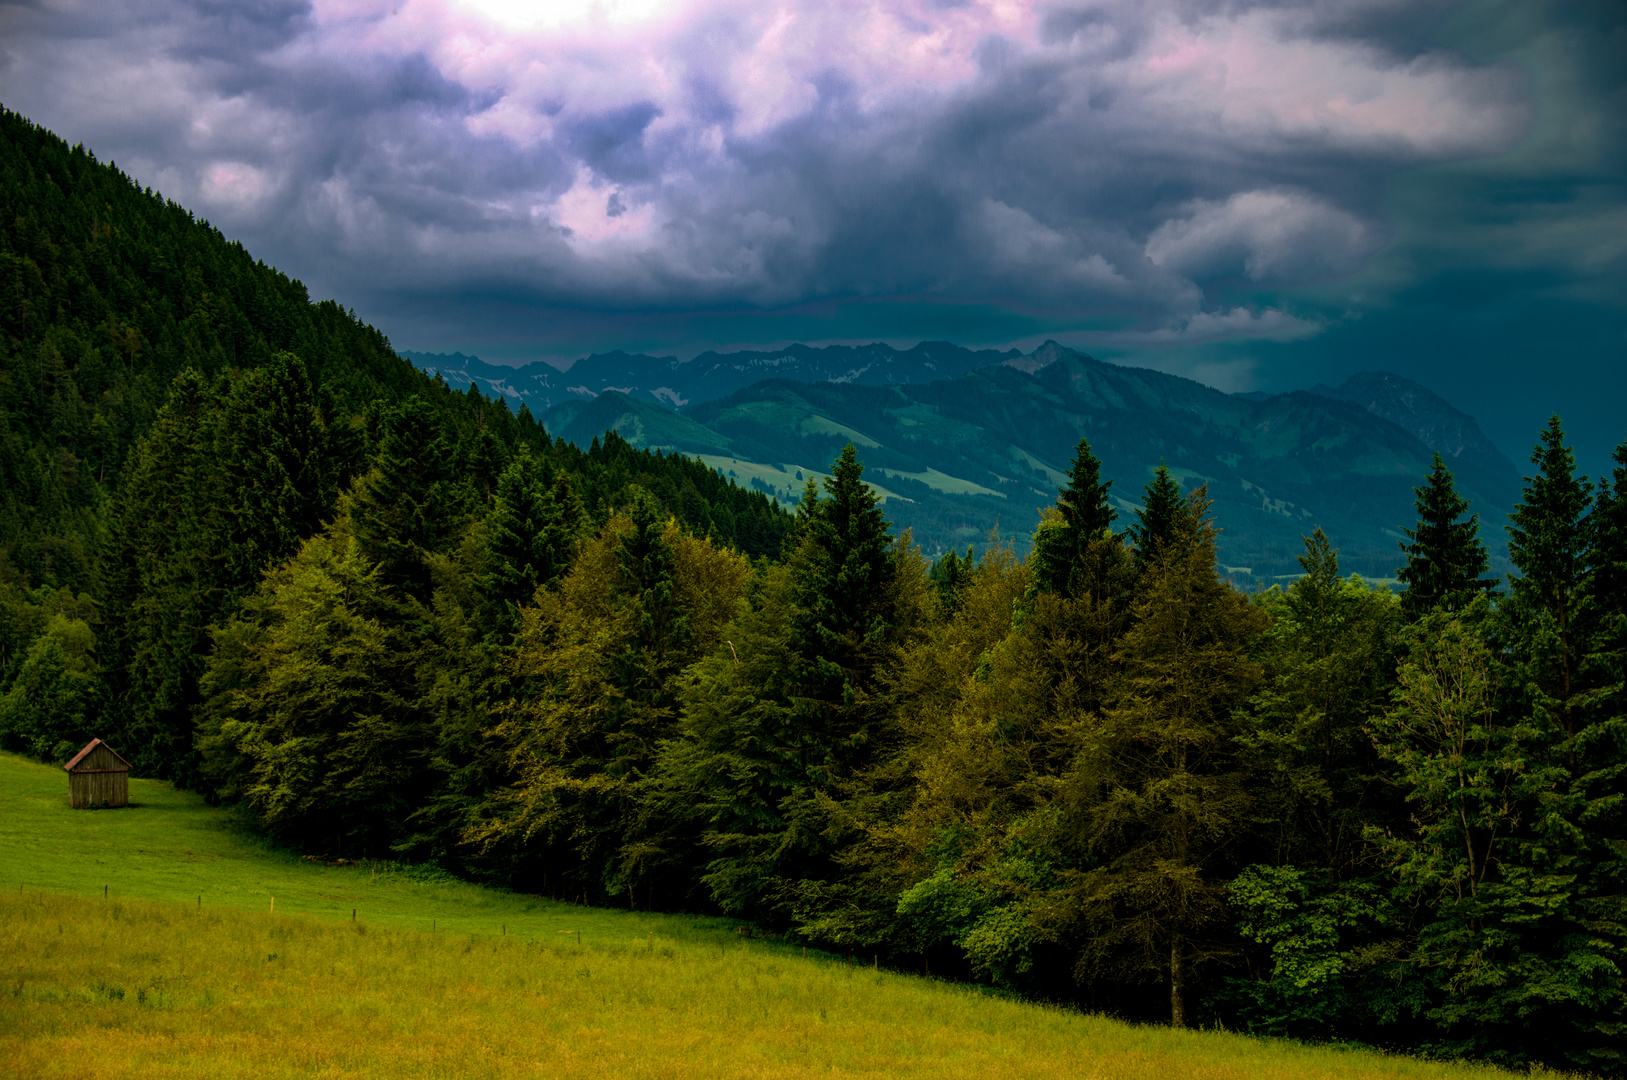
[66,742,130,808]
[70,768,129,808]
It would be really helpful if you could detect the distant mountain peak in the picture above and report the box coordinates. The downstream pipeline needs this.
[1309,371,1517,480]
[1003,339,1077,374]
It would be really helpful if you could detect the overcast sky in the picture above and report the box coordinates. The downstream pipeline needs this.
[1,0,1621,472]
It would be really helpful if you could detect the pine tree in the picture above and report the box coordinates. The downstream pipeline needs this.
[101,359,342,784]
[1397,453,1495,619]
[100,369,220,782]
[1241,528,1402,873]
[653,445,928,924]
[1369,419,1626,1072]
[1032,437,1115,597]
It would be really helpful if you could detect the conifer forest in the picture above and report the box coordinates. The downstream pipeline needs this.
[2,108,1625,1075]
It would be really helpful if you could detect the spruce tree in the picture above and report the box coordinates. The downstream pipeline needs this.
[1396,453,1494,619]
[654,444,925,924]
[789,443,897,736]
[1129,464,1185,567]
[351,396,461,600]
[102,358,340,784]
[1077,485,1268,1026]
[1584,436,1627,726]
[1032,437,1115,596]
[480,447,569,626]
[931,546,976,613]
[1505,416,1593,734]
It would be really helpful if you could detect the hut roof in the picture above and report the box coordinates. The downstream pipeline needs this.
[64,739,130,773]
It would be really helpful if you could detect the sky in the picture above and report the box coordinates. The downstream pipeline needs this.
[0,0,1622,473]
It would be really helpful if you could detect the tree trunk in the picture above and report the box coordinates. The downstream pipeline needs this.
[1170,933,1187,1027]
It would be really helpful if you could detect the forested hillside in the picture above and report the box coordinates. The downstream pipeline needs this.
[2,107,1625,1075]
[0,106,792,786]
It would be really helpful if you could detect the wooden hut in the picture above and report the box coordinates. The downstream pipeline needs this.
[64,739,130,809]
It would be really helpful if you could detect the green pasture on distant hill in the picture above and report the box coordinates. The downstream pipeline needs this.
[0,751,1546,1079]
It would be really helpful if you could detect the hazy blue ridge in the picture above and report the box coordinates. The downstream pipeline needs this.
[402,341,1020,415]
[1308,371,1520,484]
[532,341,1516,582]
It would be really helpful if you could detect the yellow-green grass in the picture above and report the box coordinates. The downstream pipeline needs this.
[2,891,1539,1080]
[0,752,1542,1078]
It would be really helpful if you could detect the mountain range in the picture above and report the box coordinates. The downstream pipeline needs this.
[411,342,1519,582]
[402,341,1018,413]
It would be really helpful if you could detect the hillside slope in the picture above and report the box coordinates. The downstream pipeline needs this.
[0,750,1529,1080]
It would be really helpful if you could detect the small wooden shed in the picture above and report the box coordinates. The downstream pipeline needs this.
[64,739,130,809]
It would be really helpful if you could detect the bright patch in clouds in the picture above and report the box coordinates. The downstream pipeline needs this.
[456,0,672,31]
[550,169,659,247]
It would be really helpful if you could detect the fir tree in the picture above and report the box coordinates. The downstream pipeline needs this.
[1396,453,1495,619]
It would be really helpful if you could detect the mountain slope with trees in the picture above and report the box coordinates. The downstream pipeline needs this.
[0,106,793,789]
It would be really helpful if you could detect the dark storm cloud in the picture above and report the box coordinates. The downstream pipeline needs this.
[0,0,1619,470]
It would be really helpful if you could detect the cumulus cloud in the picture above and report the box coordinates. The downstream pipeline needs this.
[0,0,1538,353]
[1145,190,1376,284]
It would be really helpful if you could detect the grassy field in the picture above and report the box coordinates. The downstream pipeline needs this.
[0,751,1547,1079]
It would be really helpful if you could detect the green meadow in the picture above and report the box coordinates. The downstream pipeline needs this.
[0,752,1554,1079]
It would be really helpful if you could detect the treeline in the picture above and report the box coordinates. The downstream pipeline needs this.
[99,421,1627,1070]
[0,104,792,782]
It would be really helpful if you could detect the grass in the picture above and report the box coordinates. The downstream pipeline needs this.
[0,751,1545,1078]
[0,751,723,946]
